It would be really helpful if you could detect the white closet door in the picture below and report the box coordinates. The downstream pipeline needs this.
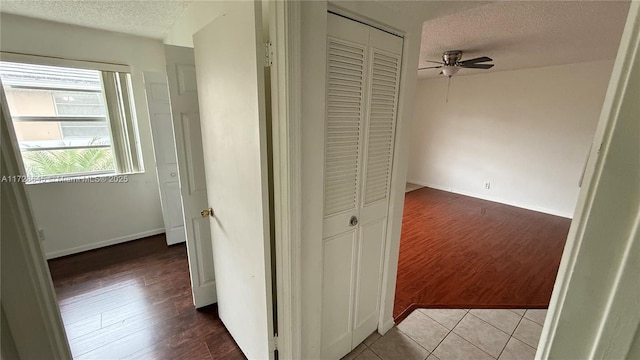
[322,15,369,238]
[321,13,403,359]
[353,30,402,345]
[321,14,369,359]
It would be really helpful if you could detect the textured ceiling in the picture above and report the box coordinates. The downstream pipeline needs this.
[0,0,192,39]
[418,1,631,79]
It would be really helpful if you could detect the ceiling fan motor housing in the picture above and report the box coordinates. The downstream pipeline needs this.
[443,50,463,65]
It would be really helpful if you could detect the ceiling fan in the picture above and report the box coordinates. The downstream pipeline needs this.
[419,50,494,76]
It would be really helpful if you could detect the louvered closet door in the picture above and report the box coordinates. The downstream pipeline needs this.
[352,28,403,347]
[321,14,369,360]
[321,13,403,360]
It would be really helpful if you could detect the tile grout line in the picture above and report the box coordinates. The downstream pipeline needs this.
[461,310,520,358]
[511,317,544,349]
[495,309,527,359]
[450,311,506,359]
[427,309,479,358]
[385,326,434,358]
[367,309,539,360]
[466,310,519,337]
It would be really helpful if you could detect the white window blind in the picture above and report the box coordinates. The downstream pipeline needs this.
[101,71,142,174]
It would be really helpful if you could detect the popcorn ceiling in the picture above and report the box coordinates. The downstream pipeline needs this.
[0,0,192,39]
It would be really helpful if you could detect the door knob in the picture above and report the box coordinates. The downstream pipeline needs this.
[201,208,214,218]
[349,215,358,226]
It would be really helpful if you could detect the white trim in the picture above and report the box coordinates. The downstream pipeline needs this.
[270,0,302,358]
[45,228,165,259]
[327,3,403,37]
[537,3,640,359]
[1,78,71,359]
[0,51,130,73]
[406,179,574,219]
[376,19,422,340]
[379,318,395,334]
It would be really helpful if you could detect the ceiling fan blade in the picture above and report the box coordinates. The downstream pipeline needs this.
[460,63,494,69]
[418,65,443,70]
[459,56,493,65]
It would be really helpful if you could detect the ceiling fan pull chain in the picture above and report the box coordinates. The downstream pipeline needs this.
[446,75,451,103]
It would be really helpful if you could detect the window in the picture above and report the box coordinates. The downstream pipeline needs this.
[0,60,143,182]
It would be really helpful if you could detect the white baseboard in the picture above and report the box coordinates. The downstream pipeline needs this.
[406,179,574,219]
[45,228,166,259]
[379,317,395,335]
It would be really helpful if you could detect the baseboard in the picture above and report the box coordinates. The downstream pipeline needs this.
[406,179,574,219]
[378,317,395,335]
[45,228,166,259]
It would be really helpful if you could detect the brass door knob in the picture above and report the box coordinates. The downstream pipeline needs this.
[201,208,214,218]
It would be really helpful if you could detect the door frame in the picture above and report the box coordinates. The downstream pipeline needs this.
[537,3,640,358]
[294,3,423,357]
[293,0,640,359]
[267,0,301,358]
[0,83,72,359]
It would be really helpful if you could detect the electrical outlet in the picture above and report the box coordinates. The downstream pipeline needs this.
[38,229,45,242]
[484,181,491,190]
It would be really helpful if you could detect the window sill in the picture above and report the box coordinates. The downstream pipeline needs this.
[23,171,143,185]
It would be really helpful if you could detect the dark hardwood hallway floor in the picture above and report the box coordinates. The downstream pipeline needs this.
[394,187,571,322]
[47,235,244,360]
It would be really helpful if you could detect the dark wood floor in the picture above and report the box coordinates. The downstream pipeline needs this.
[394,187,571,322]
[47,235,245,360]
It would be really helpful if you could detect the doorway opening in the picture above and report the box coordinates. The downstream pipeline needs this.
[0,2,278,358]
[385,1,630,359]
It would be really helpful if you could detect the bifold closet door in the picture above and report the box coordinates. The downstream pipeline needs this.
[321,13,403,359]
[321,15,369,360]
[352,27,403,347]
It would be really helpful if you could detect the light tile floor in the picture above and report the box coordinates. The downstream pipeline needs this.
[342,308,547,360]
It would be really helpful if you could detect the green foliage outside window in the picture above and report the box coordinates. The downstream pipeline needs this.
[22,138,114,177]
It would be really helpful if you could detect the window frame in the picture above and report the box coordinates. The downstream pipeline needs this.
[0,52,143,184]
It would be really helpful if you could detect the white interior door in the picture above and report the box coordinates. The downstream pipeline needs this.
[144,72,186,246]
[193,1,274,359]
[164,45,217,308]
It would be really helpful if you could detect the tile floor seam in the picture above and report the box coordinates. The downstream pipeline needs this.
[511,318,543,348]
[495,311,527,360]
[355,309,542,360]
[359,344,382,360]
[448,330,499,360]
[392,326,434,358]
[429,310,478,358]
[465,311,514,337]
[367,329,432,360]
[523,310,547,326]
[452,311,519,359]
[425,309,500,359]
[365,332,381,348]
[419,309,467,331]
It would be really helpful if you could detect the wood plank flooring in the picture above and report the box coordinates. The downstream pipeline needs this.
[47,235,245,360]
[394,187,571,322]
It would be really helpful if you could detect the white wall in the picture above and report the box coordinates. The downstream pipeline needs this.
[407,60,614,218]
[0,14,166,258]
[164,1,225,47]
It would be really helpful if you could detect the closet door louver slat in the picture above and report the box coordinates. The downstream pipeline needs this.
[363,50,401,205]
[324,38,367,217]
